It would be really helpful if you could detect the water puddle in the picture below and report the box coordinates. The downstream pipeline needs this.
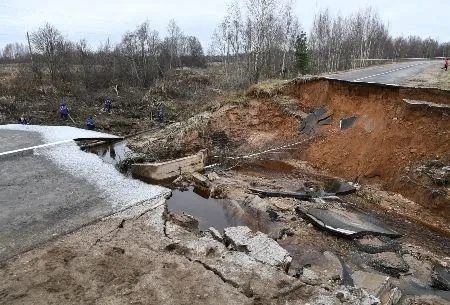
[167,187,273,232]
[81,142,280,235]
[81,140,131,166]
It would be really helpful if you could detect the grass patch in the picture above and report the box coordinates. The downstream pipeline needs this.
[439,71,450,90]
[246,79,290,98]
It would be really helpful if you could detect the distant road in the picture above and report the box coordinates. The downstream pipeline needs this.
[326,60,439,85]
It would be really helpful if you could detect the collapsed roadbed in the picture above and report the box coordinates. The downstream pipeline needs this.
[1,77,450,305]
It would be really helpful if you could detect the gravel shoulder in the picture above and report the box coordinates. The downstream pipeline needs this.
[404,61,450,89]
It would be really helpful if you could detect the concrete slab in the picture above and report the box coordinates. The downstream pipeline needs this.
[296,207,401,238]
[403,99,450,110]
[131,150,207,181]
[223,226,292,269]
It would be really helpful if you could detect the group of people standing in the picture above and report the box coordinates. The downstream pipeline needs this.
[57,99,112,130]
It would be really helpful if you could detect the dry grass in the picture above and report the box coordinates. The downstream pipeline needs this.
[439,70,450,90]
[245,79,290,98]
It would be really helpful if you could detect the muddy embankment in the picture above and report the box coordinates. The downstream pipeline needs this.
[212,79,450,235]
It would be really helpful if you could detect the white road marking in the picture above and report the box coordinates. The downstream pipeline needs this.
[0,140,74,159]
[353,62,427,82]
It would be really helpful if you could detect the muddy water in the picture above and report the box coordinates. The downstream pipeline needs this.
[83,142,273,233]
[167,187,274,232]
[82,140,131,166]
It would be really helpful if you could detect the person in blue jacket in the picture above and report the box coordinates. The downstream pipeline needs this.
[86,117,95,130]
[59,103,69,120]
[103,99,112,112]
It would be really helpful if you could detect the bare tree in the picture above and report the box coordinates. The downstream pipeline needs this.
[31,23,64,79]
[167,19,183,69]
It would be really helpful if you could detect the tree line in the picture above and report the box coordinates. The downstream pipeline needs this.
[1,0,450,88]
[210,0,450,80]
[0,20,205,89]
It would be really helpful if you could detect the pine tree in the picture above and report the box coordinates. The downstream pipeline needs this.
[295,31,309,74]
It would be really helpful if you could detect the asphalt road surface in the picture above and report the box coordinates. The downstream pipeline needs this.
[326,60,438,85]
[0,127,168,262]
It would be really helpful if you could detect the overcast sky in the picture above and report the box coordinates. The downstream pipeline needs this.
[1,0,448,51]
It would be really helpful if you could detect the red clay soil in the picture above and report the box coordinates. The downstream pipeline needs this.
[211,100,299,154]
[212,79,450,234]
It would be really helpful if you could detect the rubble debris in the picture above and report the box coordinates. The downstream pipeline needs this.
[298,107,333,135]
[223,226,292,270]
[131,149,207,181]
[323,179,357,195]
[245,195,270,212]
[267,208,284,222]
[352,270,403,305]
[207,172,220,181]
[272,198,295,211]
[354,235,401,254]
[383,287,402,305]
[191,172,211,188]
[432,265,450,291]
[351,271,391,298]
[296,207,401,238]
[368,252,409,277]
[402,295,450,305]
[401,253,433,286]
[340,116,358,130]
[273,95,308,118]
[166,212,199,233]
[250,188,312,200]
[298,251,344,285]
[308,286,380,305]
[206,227,223,243]
[276,227,295,240]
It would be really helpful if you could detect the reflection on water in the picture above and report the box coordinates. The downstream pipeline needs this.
[167,187,273,232]
[84,141,131,166]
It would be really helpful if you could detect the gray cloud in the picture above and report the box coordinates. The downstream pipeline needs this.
[0,0,448,50]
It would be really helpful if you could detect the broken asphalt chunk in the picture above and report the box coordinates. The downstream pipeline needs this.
[249,188,312,200]
[223,226,292,270]
[368,252,409,278]
[299,107,333,135]
[295,207,401,238]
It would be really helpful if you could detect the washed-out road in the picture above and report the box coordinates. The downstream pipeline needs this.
[0,125,168,262]
[326,60,440,85]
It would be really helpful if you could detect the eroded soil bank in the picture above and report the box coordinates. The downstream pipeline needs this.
[204,79,450,235]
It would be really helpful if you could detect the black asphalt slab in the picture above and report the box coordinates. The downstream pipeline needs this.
[296,207,401,238]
